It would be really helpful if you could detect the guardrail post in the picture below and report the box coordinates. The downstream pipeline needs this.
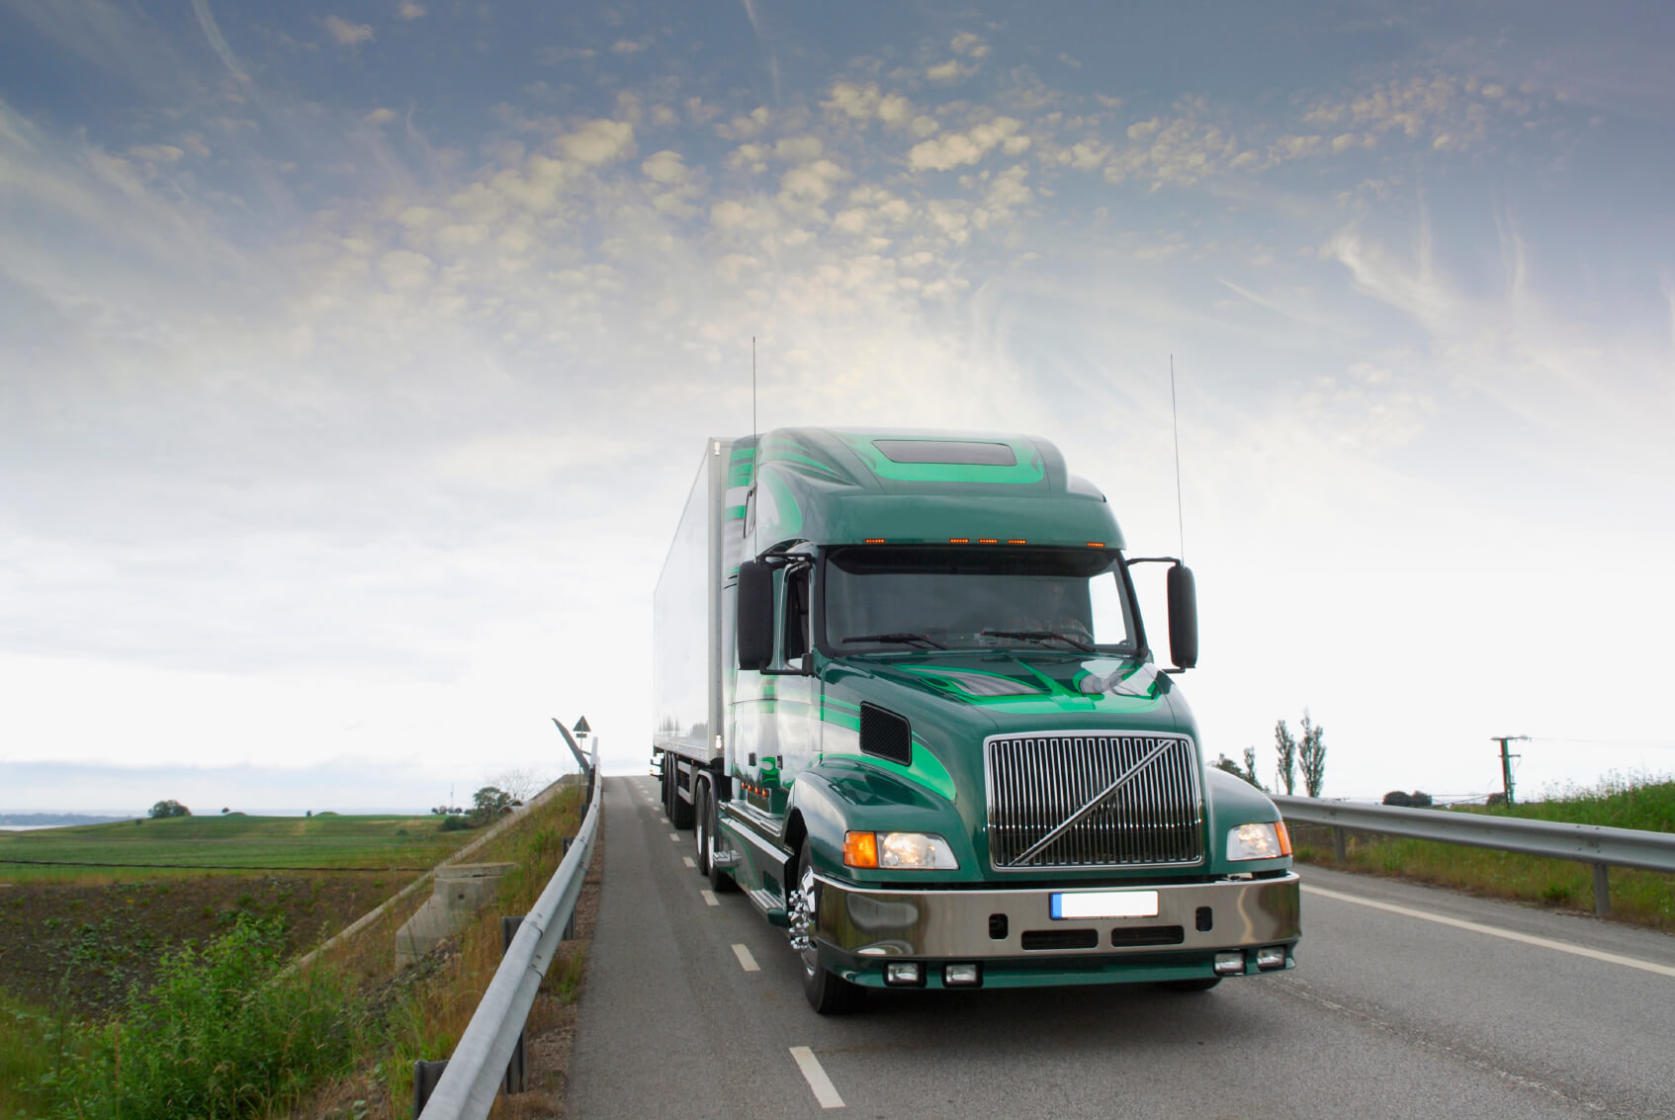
[413,1059,449,1117]
[500,917,528,1094]
[1332,825,1347,863]
[1592,864,1611,917]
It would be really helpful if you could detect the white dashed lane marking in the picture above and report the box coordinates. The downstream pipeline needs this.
[789,1047,844,1109]
[731,943,760,972]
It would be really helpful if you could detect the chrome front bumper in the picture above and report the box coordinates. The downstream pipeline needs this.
[815,872,1300,959]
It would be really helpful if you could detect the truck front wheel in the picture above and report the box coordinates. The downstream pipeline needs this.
[788,846,863,1015]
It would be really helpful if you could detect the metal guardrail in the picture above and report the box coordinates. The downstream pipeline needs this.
[416,729,601,1120]
[1274,794,1675,916]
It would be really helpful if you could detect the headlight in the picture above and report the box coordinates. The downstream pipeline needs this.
[843,831,958,870]
[1227,821,1292,861]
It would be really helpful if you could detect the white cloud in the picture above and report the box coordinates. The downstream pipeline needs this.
[127,144,184,164]
[950,32,989,59]
[397,2,425,19]
[364,107,398,127]
[717,106,771,139]
[640,149,688,185]
[774,135,824,163]
[822,82,913,129]
[778,158,847,207]
[377,248,432,289]
[557,118,634,165]
[323,15,374,46]
[907,116,1026,171]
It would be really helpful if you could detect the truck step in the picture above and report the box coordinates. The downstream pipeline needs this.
[745,887,789,927]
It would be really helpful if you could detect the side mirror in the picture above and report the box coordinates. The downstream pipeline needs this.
[1167,564,1198,670]
[737,560,775,671]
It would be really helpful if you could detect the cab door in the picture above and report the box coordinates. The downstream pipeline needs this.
[730,557,817,823]
[771,561,820,805]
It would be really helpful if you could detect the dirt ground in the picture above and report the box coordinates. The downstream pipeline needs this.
[0,871,411,1016]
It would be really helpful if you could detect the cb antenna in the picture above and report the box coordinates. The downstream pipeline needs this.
[1170,354,1185,561]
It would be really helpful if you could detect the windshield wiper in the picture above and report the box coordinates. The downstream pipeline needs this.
[841,632,947,649]
[979,629,1095,653]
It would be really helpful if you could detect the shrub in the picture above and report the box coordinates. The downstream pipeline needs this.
[46,914,365,1119]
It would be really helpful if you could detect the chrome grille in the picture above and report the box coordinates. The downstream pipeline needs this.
[985,732,1204,870]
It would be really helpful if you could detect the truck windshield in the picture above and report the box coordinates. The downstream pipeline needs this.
[822,546,1138,655]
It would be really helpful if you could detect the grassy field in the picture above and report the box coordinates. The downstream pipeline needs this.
[1293,776,1675,930]
[0,783,591,1120]
[0,812,476,883]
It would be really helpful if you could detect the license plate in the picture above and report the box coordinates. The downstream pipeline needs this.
[1051,890,1160,920]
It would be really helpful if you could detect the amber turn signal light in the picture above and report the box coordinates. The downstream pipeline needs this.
[842,831,879,868]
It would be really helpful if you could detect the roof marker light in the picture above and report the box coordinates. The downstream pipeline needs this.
[948,537,970,544]
[864,538,887,545]
[1086,542,1106,549]
[1007,538,1027,545]
[978,538,998,545]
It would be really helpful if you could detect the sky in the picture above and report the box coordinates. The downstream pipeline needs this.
[3,1,1673,814]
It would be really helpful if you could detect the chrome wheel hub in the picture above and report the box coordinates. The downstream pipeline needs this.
[787,864,818,974]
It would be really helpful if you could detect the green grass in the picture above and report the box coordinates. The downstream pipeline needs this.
[1,785,592,1120]
[1480,773,1675,832]
[0,814,477,883]
[0,991,65,1119]
[8,915,366,1120]
[1295,775,1675,930]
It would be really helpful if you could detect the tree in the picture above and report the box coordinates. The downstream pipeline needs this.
[1273,720,1298,795]
[488,768,542,804]
[1299,711,1327,797]
[1212,752,1263,790]
[149,799,190,819]
[469,786,515,826]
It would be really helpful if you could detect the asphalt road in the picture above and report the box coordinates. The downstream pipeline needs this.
[568,776,1675,1119]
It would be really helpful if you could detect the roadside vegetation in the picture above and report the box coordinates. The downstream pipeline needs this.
[0,780,591,1120]
[1292,774,1675,931]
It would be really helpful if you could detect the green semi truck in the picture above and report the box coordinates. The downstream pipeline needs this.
[653,429,1299,1012]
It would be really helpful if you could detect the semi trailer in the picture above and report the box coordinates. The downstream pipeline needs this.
[652,428,1299,1012]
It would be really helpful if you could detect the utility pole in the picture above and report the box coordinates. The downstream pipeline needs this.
[1491,735,1528,805]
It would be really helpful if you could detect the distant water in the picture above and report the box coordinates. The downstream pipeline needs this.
[0,824,63,831]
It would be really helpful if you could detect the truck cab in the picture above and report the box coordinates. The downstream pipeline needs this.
[654,428,1299,1012]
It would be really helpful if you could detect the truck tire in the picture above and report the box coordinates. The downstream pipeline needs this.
[669,760,695,829]
[695,779,738,892]
[694,779,711,875]
[789,846,863,1014]
[1157,977,1221,993]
